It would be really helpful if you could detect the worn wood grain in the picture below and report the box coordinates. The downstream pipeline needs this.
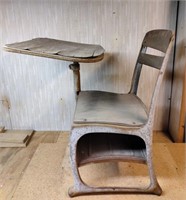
[0,130,34,147]
[0,131,170,200]
[153,131,172,143]
[9,142,185,200]
[169,1,186,142]
[4,130,34,137]
[0,131,61,200]
[178,65,186,142]
[4,38,105,63]
[74,91,148,126]
[0,133,28,143]
[142,30,173,53]
[40,131,60,143]
[138,53,164,69]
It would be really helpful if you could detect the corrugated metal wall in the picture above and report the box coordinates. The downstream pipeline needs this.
[0,0,177,131]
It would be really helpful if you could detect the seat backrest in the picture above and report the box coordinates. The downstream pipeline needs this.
[129,30,174,123]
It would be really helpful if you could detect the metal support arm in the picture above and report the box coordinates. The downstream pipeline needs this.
[69,62,81,97]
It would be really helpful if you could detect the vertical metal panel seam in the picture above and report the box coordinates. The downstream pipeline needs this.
[168,1,180,135]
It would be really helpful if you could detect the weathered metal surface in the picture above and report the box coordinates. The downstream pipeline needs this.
[69,30,174,197]
[69,62,81,96]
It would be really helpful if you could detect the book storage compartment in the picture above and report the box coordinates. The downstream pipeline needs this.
[77,133,147,167]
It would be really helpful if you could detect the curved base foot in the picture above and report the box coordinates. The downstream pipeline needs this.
[148,183,162,196]
[68,183,162,197]
[68,185,91,197]
[68,186,81,198]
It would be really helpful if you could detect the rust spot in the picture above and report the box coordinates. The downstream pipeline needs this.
[1,97,11,109]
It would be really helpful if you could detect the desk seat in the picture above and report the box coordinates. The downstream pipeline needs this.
[74,91,148,127]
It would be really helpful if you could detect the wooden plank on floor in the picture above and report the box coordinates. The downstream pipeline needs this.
[0,130,34,148]
[4,130,34,137]
[0,131,65,200]
[0,133,28,143]
[178,65,186,142]
[10,142,186,200]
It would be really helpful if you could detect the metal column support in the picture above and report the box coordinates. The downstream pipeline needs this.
[69,62,81,97]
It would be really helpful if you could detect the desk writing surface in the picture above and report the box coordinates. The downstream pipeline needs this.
[4,38,105,63]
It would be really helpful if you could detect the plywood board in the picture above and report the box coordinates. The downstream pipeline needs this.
[4,130,34,137]
[11,143,68,200]
[4,38,104,62]
[0,133,28,143]
[0,131,63,200]
[178,64,186,141]
[11,143,186,200]
[0,130,34,147]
